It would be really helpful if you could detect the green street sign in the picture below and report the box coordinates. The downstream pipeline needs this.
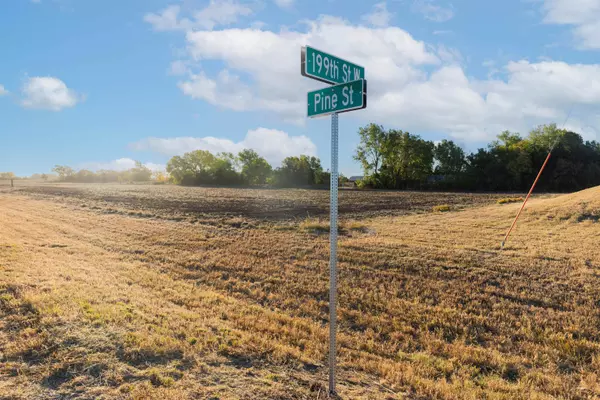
[301,46,365,85]
[307,79,367,118]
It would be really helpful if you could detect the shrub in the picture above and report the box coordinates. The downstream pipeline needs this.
[299,218,330,234]
[299,218,369,234]
[497,197,524,205]
[356,176,376,189]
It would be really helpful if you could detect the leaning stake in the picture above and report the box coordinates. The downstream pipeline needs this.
[501,106,574,250]
[500,141,559,249]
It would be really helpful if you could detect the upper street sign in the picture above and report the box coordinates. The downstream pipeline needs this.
[307,79,367,118]
[301,46,365,85]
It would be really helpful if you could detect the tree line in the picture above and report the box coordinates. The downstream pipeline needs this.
[25,152,338,188]
[51,163,162,183]
[166,149,337,187]
[15,121,600,193]
[355,123,600,192]
[0,172,17,180]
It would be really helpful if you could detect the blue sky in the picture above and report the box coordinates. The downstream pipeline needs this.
[2,0,600,176]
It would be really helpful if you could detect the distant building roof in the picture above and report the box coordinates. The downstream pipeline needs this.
[348,176,363,182]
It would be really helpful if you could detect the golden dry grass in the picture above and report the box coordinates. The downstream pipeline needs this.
[1,184,599,399]
[497,197,525,205]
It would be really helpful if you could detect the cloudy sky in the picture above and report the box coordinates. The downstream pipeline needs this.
[2,0,600,176]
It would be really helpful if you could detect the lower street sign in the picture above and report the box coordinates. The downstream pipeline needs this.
[307,79,367,118]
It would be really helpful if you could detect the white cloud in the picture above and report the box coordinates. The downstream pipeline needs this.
[0,85,8,96]
[21,77,81,111]
[362,2,393,27]
[436,44,462,64]
[541,0,600,49]
[82,158,166,172]
[144,1,253,32]
[179,16,437,124]
[130,128,317,166]
[250,21,267,29]
[273,0,294,9]
[178,70,303,123]
[482,59,499,78]
[541,0,600,25]
[412,0,454,22]
[195,0,253,29]
[365,60,600,141]
[150,13,600,142]
[169,60,190,75]
[144,5,190,31]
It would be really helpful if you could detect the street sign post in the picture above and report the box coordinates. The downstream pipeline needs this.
[301,46,366,396]
[328,112,339,394]
[301,46,365,85]
[307,79,367,118]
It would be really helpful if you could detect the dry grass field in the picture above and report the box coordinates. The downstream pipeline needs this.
[1,183,599,399]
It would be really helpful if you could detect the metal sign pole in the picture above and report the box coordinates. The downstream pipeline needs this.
[328,112,339,395]
[301,45,365,394]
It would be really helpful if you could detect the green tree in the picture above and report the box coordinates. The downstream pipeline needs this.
[0,172,16,180]
[166,156,193,184]
[434,140,466,176]
[75,169,96,183]
[466,131,533,191]
[494,131,524,149]
[462,125,600,192]
[466,148,503,190]
[354,124,386,177]
[238,149,272,185]
[167,151,215,185]
[308,156,326,184]
[52,165,75,181]
[380,130,434,188]
[185,150,216,179]
[487,133,533,190]
[97,169,120,183]
[212,152,240,185]
[528,124,565,150]
[166,150,241,185]
[128,161,153,182]
[272,155,324,187]
[355,125,434,188]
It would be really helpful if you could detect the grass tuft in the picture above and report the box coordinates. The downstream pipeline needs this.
[299,218,369,235]
[299,218,330,234]
[432,204,451,212]
[497,197,524,204]
[147,368,176,387]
